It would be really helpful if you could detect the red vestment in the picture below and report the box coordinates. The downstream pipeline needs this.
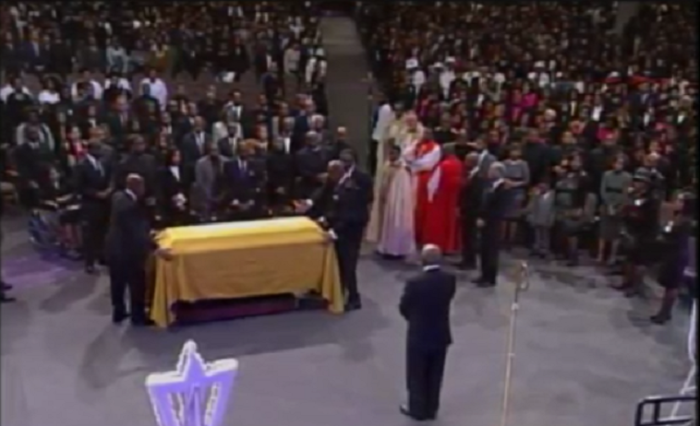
[420,154,463,253]
[412,139,441,246]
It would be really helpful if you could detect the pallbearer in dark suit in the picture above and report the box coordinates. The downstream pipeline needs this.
[303,152,373,310]
[474,162,510,287]
[224,141,268,221]
[74,140,113,274]
[458,153,483,270]
[105,174,158,326]
[399,245,456,421]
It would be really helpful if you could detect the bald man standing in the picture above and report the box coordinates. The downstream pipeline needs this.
[105,174,154,326]
[399,245,456,421]
[306,155,373,311]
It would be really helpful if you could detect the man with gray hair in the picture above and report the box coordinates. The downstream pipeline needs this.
[399,244,456,421]
[295,130,330,198]
[474,162,509,287]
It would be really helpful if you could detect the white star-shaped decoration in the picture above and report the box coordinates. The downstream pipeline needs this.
[145,340,239,426]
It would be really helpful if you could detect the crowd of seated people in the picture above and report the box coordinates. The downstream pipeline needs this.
[0,2,346,277]
[358,2,696,318]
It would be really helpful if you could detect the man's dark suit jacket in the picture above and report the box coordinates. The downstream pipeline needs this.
[478,180,509,232]
[159,165,188,205]
[223,157,266,204]
[292,114,311,152]
[21,41,49,69]
[400,267,456,351]
[105,190,152,262]
[73,157,112,208]
[217,136,239,159]
[459,172,484,218]
[114,153,159,197]
[308,168,374,234]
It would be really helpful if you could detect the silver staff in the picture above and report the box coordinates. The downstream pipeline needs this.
[500,261,530,426]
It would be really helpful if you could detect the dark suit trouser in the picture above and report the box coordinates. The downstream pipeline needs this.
[108,255,147,322]
[335,226,364,304]
[460,214,477,266]
[407,346,448,419]
[368,139,379,176]
[82,203,109,267]
[479,222,501,284]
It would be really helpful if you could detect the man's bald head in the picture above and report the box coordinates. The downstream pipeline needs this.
[126,173,145,197]
[420,244,442,266]
[327,160,345,182]
[465,152,479,167]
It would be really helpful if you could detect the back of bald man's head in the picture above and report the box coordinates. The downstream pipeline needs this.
[126,173,144,189]
[421,244,442,266]
[465,152,479,166]
[328,160,344,172]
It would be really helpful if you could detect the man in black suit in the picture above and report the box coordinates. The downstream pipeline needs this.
[474,162,510,287]
[224,142,267,221]
[103,94,132,153]
[267,137,295,214]
[74,140,113,274]
[180,116,209,185]
[328,126,352,160]
[304,151,373,310]
[399,244,456,421]
[105,174,158,326]
[295,131,330,199]
[458,153,483,270]
[115,135,160,217]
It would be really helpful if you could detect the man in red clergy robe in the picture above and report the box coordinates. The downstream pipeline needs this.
[421,145,463,253]
[406,129,442,247]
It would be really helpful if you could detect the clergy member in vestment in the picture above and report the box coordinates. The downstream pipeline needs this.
[375,145,416,258]
[421,144,463,254]
[367,111,424,242]
[369,95,395,175]
[405,128,442,247]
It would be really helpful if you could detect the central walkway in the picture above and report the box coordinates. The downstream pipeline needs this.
[320,16,373,169]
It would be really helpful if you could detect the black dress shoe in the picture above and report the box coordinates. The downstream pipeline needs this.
[471,277,486,285]
[345,301,362,311]
[455,262,476,271]
[0,293,16,303]
[112,311,129,324]
[85,265,98,275]
[131,318,155,327]
[650,313,671,325]
[1,282,12,291]
[476,281,496,288]
[399,404,431,421]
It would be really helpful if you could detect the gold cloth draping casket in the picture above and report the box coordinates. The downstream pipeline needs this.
[150,217,344,327]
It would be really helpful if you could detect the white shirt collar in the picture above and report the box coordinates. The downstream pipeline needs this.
[423,265,440,272]
[86,154,99,166]
[125,189,137,200]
